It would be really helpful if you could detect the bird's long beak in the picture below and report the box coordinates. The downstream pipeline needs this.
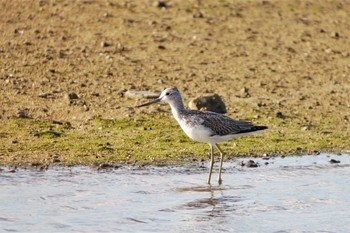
[136,97,161,108]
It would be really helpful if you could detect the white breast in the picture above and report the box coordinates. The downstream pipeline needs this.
[180,121,213,143]
[171,113,211,143]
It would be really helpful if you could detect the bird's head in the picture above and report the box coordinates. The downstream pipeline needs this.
[136,87,181,108]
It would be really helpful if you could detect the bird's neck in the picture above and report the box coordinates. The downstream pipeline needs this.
[169,99,186,117]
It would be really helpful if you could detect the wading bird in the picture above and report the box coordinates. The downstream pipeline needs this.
[136,87,267,184]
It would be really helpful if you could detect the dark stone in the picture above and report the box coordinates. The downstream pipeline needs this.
[154,1,168,8]
[66,92,79,100]
[101,41,111,47]
[188,94,227,113]
[246,160,258,168]
[276,111,285,119]
[329,159,340,164]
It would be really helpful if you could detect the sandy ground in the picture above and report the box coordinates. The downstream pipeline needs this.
[0,0,349,164]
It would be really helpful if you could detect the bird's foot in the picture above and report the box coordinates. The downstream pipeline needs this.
[218,178,222,185]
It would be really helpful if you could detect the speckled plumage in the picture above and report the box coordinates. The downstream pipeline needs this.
[178,109,266,136]
[137,87,268,184]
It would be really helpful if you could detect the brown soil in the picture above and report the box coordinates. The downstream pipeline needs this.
[1,0,349,164]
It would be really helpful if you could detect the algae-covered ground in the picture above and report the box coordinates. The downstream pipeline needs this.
[0,0,349,166]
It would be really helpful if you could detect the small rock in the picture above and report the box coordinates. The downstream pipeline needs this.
[153,1,168,8]
[103,12,111,17]
[17,109,30,118]
[301,126,310,131]
[193,12,204,18]
[238,87,250,98]
[325,48,332,54]
[39,165,49,171]
[188,94,227,113]
[50,154,60,159]
[125,90,159,99]
[9,166,17,173]
[331,32,340,38]
[14,29,24,35]
[101,41,111,47]
[246,160,258,168]
[53,158,61,163]
[276,111,285,119]
[38,92,51,98]
[91,92,100,97]
[314,150,321,155]
[329,159,340,164]
[65,92,79,100]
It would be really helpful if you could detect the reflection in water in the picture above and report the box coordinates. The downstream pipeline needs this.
[1,154,350,232]
[175,184,248,227]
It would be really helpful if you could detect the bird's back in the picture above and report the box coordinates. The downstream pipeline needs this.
[176,109,267,138]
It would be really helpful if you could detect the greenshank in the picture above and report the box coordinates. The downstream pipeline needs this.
[136,87,267,184]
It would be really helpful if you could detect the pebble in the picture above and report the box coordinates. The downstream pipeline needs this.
[301,126,310,131]
[188,94,227,113]
[331,32,340,38]
[193,12,204,18]
[153,1,168,8]
[101,41,111,47]
[17,109,30,118]
[238,87,250,98]
[38,92,49,98]
[14,29,24,35]
[276,111,285,119]
[91,92,100,97]
[240,160,259,167]
[38,92,54,98]
[246,160,259,167]
[53,158,61,163]
[328,159,340,164]
[65,92,79,100]
[9,166,17,173]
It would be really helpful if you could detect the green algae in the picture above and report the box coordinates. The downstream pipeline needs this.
[0,114,348,166]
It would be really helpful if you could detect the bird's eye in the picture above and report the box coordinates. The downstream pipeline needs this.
[166,92,170,96]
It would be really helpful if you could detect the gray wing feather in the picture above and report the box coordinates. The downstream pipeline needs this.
[187,110,254,136]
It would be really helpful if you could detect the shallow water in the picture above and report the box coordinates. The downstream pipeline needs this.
[1,154,350,233]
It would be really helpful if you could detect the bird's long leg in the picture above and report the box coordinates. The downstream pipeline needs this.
[216,144,224,185]
[207,144,214,184]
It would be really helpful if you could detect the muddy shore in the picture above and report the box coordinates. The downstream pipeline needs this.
[1,0,349,166]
